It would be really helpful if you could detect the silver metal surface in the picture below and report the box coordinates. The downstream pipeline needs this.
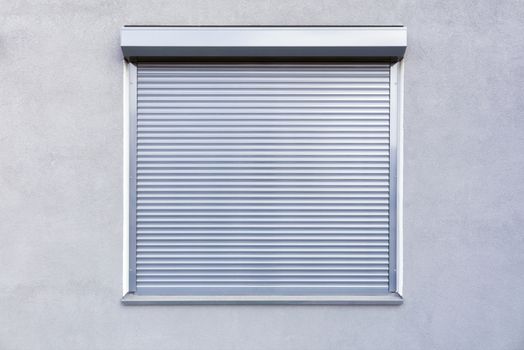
[129,63,397,298]
[129,63,138,292]
[388,62,398,292]
[121,27,407,59]
[121,292,403,305]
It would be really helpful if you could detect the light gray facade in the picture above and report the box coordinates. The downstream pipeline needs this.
[1,1,524,349]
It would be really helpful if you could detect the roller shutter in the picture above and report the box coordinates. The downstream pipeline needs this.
[130,63,395,296]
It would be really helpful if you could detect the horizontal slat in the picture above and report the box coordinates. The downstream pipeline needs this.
[137,196,388,202]
[137,198,388,203]
[137,144,389,150]
[138,160,388,165]
[137,120,389,126]
[137,209,388,214]
[138,100,389,107]
[137,115,390,121]
[137,264,388,270]
[136,66,391,73]
[138,69,390,75]
[138,96,389,102]
[137,271,389,277]
[137,76,389,83]
[139,191,388,197]
[137,172,389,178]
[136,229,388,234]
[138,259,389,265]
[137,247,388,253]
[136,151,389,157]
[137,125,388,131]
[137,218,389,224]
[138,162,389,168]
[138,209,388,220]
[138,109,389,116]
[136,241,388,246]
[136,224,389,228]
[137,277,388,283]
[138,63,391,68]
[137,203,387,208]
[137,175,388,180]
[137,261,389,269]
[137,188,388,193]
[139,94,390,101]
[137,235,389,240]
[137,71,390,76]
[137,138,389,143]
[138,253,388,260]
[137,134,390,139]
[138,84,390,91]
[136,284,389,288]
[138,182,387,188]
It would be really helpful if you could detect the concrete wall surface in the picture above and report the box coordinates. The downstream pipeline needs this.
[1,1,524,349]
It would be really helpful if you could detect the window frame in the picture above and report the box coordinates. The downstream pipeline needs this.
[122,27,405,305]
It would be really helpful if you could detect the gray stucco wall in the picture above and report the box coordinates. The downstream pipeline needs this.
[1,1,524,349]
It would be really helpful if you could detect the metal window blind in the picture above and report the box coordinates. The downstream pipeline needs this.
[131,63,394,296]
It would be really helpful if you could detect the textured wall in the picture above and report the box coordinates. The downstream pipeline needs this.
[1,1,524,349]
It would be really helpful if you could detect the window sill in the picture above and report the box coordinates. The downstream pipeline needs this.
[121,292,403,305]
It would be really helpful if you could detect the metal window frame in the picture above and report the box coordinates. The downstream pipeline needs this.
[122,26,405,305]
[128,63,138,293]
